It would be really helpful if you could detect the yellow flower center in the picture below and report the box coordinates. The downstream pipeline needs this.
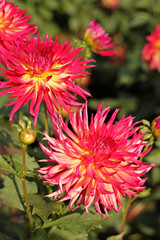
[0,19,10,29]
[155,39,160,50]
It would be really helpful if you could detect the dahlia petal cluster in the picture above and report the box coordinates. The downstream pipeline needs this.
[0,34,94,126]
[84,19,116,57]
[0,0,37,55]
[142,25,160,71]
[38,104,154,216]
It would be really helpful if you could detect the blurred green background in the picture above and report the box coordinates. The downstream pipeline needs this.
[1,0,160,239]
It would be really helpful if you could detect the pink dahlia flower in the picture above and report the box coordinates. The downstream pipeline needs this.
[83,19,117,57]
[142,25,160,71]
[0,0,37,55]
[38,104,154,216]
[0,34,94,126]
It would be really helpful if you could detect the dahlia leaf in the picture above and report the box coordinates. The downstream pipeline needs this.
[27,194,63,223]
[145,148,160,165]
[131,12,151,27]
[134,188,151,199]
[151,167,160,185]
[2,153,39,173]
[0,126,21,153]
[49,228,88,240]
[33,229,49,240]
[0,174,38,211]
[0,155,19,177]
[106,232,125,240]
[44,210,106,235]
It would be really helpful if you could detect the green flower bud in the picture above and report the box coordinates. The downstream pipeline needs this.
[19,129,37,145]
[151,116,160,140]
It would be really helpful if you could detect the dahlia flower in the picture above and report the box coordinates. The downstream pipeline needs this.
[0,0,37,55]
[83,19,116,57]
[38,104,154,216]
[0,34,94,126]
[142,25,160,71]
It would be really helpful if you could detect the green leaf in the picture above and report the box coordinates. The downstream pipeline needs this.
[45,209,106,236]
[106,232,125,240]
[28,194,63,223]
[131,12,151,27]
[134,188,151,199]
[0,126,21,155]
[0,174,38,211]
[49,227,87,240]
[33,229,49,240]
[3,152,39,173]
[151,167,160,185]
[145,148,160,166]
[0,155,19,177]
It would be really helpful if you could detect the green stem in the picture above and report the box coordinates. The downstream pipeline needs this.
[119,197,132,240]
[44,101,49,135]
[22,144,34,231]
[43,102,53,196]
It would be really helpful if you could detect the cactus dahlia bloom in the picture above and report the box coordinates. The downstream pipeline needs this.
[38,104,154,216]
[0,0,37,53]
[142,25,160,71]
[0,34,94,126]
[83,19,116,57]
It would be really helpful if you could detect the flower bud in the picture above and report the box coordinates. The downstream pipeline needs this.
[19,129,37,145]
[151,116,160,140]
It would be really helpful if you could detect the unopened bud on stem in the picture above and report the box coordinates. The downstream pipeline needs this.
[20,129,37,145]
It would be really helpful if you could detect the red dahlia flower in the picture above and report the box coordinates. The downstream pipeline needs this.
[142,25,160,71]
[0,0,37,54]
[84,19,116,57]
[38,104,154,216]
[0,34,94,126]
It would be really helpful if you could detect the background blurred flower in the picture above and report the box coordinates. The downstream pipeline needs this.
[38,104,154,216]
[0,34,94,126]
[142,25,160,71]
[83,19,117,57]
[101,0,120,10]
[0,0,37,55]
[111,44,127,65]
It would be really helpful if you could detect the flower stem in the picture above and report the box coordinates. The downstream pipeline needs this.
[22,144,34,231]
[119,197,132,239]
[44,101,49,135]
[43,101,53,196]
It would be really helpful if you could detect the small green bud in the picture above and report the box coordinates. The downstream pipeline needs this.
[151,116,160,140]
[19,129,37,145]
